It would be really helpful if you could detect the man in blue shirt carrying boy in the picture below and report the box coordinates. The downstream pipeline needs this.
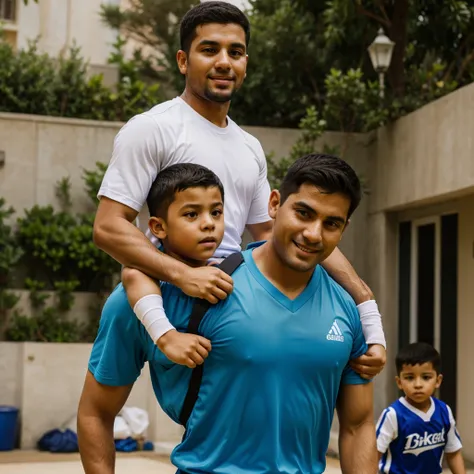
[78,155,378,474]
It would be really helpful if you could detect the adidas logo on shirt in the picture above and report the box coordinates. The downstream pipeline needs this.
[326,321,344,342]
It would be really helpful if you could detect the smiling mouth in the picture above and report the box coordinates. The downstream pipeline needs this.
[209,77,234,82]
[293,241,320,254]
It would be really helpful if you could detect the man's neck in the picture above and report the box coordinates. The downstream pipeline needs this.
[181,89,230,128]
[252,242,315,300]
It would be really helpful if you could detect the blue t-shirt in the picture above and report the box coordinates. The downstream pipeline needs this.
[89,244,369,474]
[376,397,462,474]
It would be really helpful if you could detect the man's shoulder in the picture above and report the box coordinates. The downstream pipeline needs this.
[139,97,186,127]
[115,99,182,142]
[228,121,266,161]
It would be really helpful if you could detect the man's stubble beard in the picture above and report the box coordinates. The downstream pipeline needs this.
[204,85,239,103]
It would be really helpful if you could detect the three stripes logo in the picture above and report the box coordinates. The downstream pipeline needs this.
[326,320,344,342]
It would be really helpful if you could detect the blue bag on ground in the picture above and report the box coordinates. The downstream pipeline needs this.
[114,436,138,452]
[37,428,78,452]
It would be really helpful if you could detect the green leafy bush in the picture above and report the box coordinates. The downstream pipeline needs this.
[15,169,120,292]
[0,199,23,327]
[0,35,164,121]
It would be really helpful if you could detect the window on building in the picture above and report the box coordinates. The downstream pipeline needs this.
[0,0,16,22]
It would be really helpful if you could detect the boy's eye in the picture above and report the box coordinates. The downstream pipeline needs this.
[184,212,197,218]
[296,209,309,218]
[212,209,223,217]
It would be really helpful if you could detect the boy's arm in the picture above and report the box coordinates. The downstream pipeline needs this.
[445,406,464,473]
[77,371,133,474]
[122,267,212,368]
[337,382,378,474]
[321,247,373,304]
[446,450,466,474]
[95,198,233,304]
[375,407,398,458]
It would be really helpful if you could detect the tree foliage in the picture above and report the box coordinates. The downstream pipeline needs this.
[231,0,473,128]
[101,0,474,129]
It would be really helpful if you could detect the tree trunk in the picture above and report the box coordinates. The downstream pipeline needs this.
[387,0,410,96]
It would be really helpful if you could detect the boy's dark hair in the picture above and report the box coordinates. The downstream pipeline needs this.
[147,163,224,218]
[396,342,441,375]
[180,1,251,53]
[279,154,362,219]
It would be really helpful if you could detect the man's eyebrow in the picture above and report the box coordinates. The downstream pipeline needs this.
[293,201,346,224]
[293,201,315,213]
[197,40,246,49]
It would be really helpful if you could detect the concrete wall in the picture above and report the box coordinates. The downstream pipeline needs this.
[0,113,121,215]
[455,195,474,459]
[10,290,102,325]
[0,342,182,449]
[369,83,474,213]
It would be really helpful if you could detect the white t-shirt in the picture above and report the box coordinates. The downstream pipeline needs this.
[98,97,271,257]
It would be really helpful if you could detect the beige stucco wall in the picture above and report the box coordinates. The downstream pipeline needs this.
[16,0,117,68]
[0,113,121,215]
[369,83,474,213]
[456,195,474,459]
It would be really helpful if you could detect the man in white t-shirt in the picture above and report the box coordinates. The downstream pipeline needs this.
[93,1,386,375]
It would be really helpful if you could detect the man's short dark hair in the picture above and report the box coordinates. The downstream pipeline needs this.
[396,342,441,375]
[279,154,362,219]
[147,163,224,218]
[180,1,251,53]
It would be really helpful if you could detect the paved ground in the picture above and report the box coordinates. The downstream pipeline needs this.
[0,451,343,473]
[0,451,471,473]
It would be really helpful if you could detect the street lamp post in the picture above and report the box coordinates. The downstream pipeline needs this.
[368,28,395,99]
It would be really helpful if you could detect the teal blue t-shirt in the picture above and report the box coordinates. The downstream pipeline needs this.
[89,244,369,474]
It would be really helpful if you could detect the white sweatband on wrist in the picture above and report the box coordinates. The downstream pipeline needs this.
[133,294,175,344]
[357,299,386,348]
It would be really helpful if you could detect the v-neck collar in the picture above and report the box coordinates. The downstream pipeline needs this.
[243,244,321,313]
[399,396,435,422]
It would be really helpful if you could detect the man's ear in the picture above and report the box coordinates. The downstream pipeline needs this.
[268,190,281,219]
[149,217,167,241]
[176,50,188,76]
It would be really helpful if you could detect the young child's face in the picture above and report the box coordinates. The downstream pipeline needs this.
[396,362,442,408]
[150,186,225,265]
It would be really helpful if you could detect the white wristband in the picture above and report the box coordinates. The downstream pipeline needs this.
[357,300,386,348]
[133,294,175,343]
